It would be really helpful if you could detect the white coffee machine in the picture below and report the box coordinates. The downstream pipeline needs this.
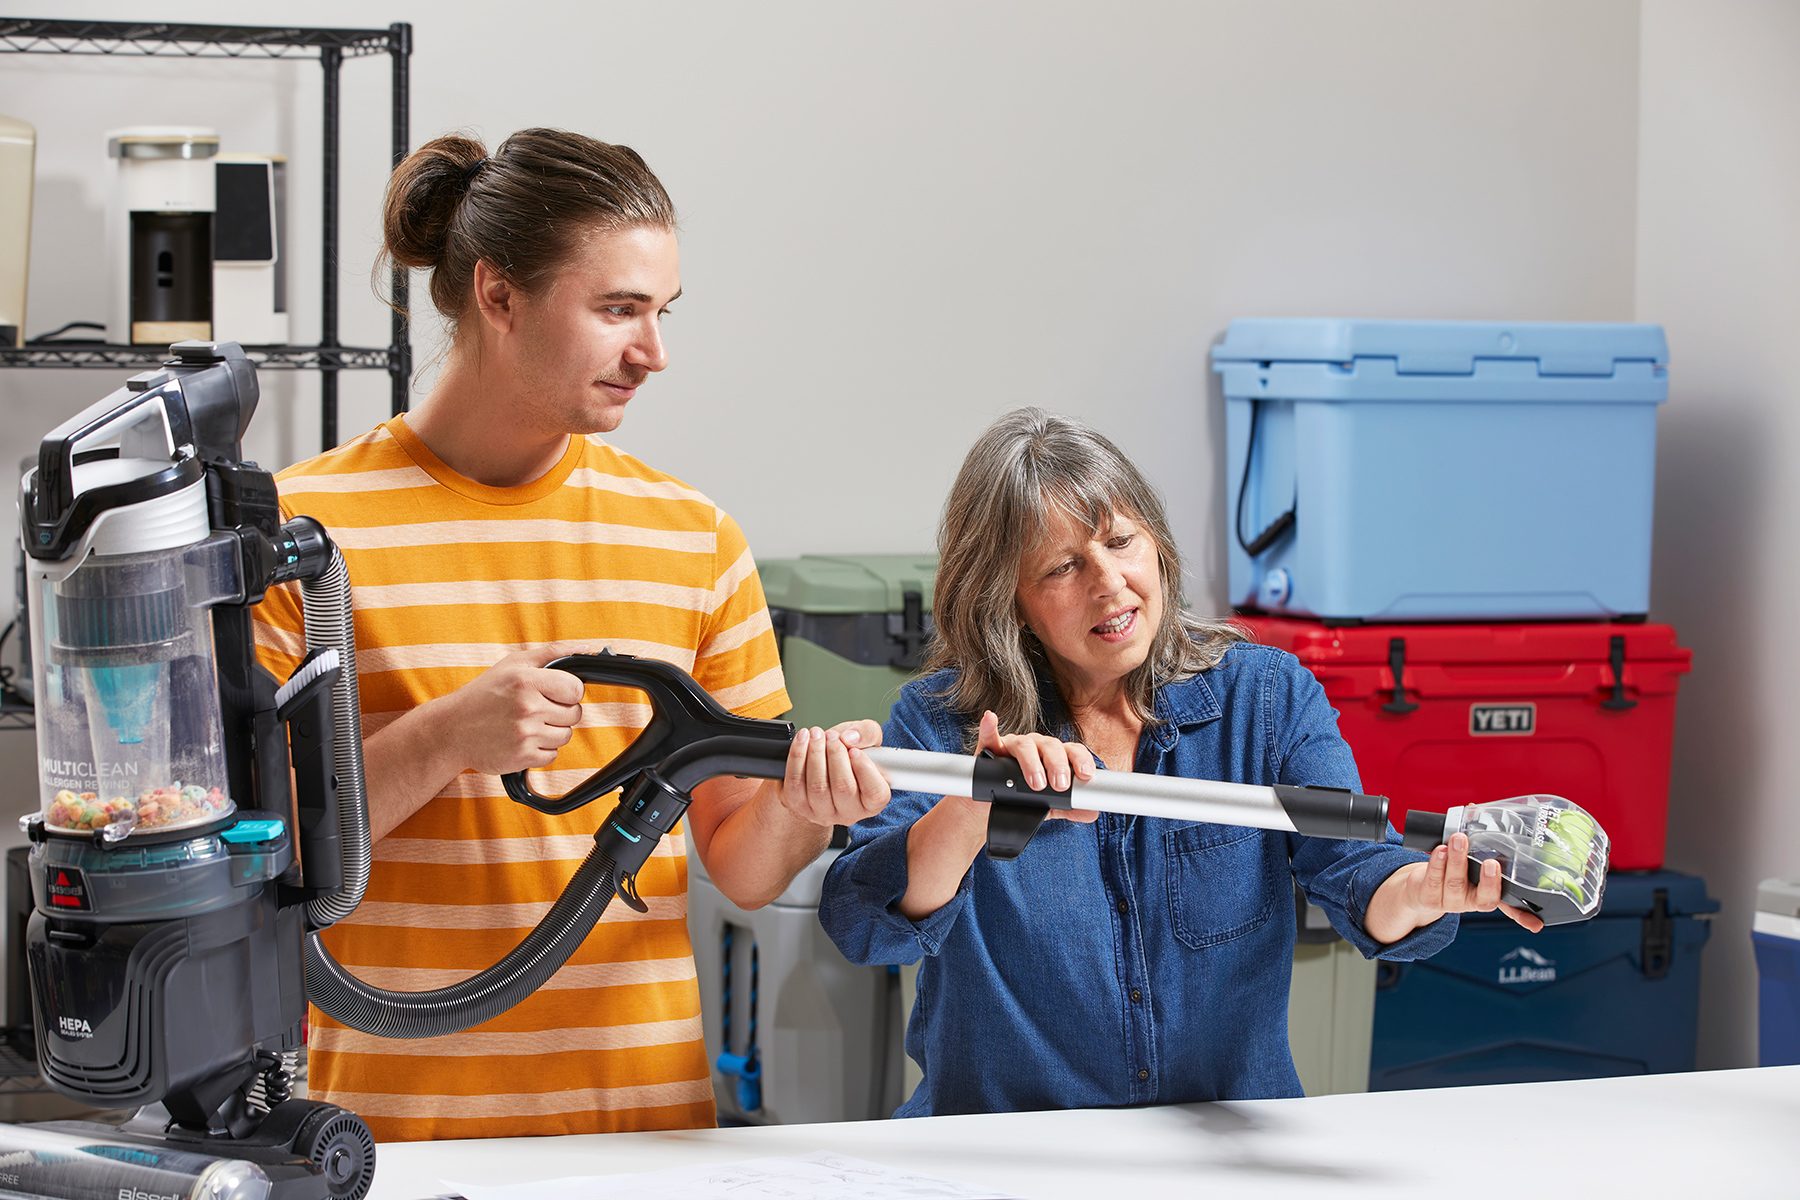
[105,126,218,345]
[0,115,33,348]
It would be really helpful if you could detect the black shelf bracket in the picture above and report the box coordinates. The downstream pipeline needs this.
[1,344,392,370]
[0,19,397,58]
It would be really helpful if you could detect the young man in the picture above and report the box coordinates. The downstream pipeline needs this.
[254,128,889,1141]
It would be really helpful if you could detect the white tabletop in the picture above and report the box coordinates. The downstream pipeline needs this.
[366,1067,1800,1198]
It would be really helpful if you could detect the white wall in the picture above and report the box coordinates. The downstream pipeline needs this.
[1637,0,1800,1070]
[1,0,1642,572]
[0,0,1646,1015]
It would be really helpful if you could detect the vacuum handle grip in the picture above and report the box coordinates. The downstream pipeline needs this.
[501,650,794,815]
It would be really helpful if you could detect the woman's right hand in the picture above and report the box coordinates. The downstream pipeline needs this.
[944,710,1099,824]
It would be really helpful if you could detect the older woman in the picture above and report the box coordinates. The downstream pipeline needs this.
[818,407,1542,1117]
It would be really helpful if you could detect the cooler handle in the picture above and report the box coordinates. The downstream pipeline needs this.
[1235,400,1297,559]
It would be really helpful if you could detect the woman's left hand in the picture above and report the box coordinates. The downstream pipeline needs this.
[1367,832,1546,942]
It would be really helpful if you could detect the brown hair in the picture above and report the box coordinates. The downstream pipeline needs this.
[379,127,676,326]
[926,407,1243,743]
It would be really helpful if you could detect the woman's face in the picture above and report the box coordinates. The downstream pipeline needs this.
[1015,505,1163,704]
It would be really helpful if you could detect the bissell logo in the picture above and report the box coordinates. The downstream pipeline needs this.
[57,1015,93,1039]
[1470,703,1536,736]
[118,1189,180,1200]
[46,867,89,911]
[1497,945,1557,985]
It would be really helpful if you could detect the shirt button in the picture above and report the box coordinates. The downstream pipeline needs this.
[1115,898,1129,915]
[1137,1068,1150,1081]
[1130,988,1143,1003]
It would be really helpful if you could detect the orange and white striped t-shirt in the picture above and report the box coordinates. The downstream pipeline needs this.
[251,416,789,1143]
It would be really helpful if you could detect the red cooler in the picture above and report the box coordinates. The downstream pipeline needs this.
[1239,618,1691,870]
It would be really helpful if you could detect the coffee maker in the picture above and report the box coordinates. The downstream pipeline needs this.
[105,127,217,345]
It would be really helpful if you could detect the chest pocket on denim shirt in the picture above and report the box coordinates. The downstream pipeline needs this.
[1164,823,1279,949]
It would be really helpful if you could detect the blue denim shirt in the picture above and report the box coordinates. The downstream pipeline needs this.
[818,642,1457,1117]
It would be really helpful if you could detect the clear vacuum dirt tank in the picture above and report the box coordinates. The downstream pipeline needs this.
[31,536,238,840]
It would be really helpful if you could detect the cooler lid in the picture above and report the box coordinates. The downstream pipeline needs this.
[1246,618,1691,669]
[1758,878,1800,919]
[759,554,938,615]
[1211,319,1667,378]
[1597,870,1718,918]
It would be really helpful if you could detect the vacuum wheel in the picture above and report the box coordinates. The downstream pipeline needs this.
[294,1105,377,1200]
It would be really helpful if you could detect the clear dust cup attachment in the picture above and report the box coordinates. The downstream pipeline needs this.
[28,541,236,839]
[1403,794,1609,926]
[0,1120,272,1199]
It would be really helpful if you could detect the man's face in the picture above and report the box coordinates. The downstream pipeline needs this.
[510,223,681,436]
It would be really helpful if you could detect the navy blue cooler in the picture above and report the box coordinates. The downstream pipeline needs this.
[1370,870,1715,1090]
[1753,877,1800,1067]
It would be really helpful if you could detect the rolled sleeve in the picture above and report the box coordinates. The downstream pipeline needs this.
[1324,845,1461,964]
[820,816,976,965]
[818,680,977,967]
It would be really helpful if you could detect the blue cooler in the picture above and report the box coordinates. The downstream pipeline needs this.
[1753,877,1800,1067]
[1211,320,1668,621]
[1369,870,1714,1090]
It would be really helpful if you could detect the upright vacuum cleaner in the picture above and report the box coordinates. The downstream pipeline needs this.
[10,341,377,1199]
[0,343,1612,1200]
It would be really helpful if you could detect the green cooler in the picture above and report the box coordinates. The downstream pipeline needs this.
[759,554,938,729]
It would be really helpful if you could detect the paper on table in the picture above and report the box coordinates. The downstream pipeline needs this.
[444,1151,1016,1200]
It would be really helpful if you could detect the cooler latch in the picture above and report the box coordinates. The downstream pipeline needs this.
[1382,637,1420,715]
[1641,887,1672,980]
[888,586,927,671]
[1602,634,1638,711]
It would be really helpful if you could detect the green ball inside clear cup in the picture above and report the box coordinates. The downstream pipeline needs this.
[1536,868,1589,905]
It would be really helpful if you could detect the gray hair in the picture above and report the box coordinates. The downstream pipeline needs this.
[926,407,1242,744]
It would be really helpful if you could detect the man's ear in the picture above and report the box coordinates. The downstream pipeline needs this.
[471,258,516,335]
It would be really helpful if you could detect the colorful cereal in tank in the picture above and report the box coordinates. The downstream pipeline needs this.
[46,783,230,833]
